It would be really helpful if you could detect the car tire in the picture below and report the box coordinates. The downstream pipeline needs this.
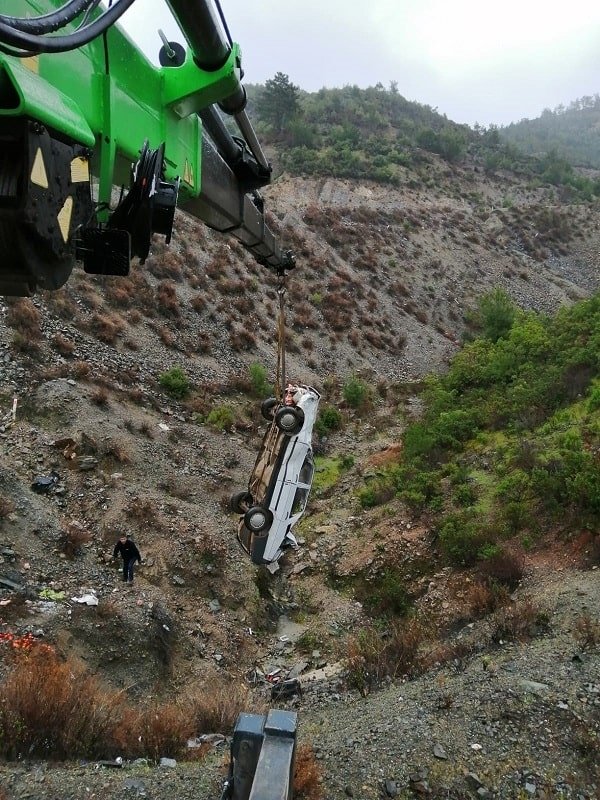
[261,397,278,420]
[244,505,273,533]
[275,406,305,435]
[229,491,252,514]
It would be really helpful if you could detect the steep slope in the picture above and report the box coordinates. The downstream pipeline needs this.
[1,157,599,796]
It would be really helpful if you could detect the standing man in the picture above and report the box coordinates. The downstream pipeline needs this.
[113,533,142,583]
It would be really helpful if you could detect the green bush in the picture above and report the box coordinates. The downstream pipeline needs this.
[339,454,355,471]
[453,483,478,507]
[393,463,441,511]
[343,375,371,409]
[248,363,271,398]
[158,367,189,399]
[437,514,490,565]
[358,478,394,509]
[479,288,517,342]
[206,405,235,431]
[587,383,600,411]
[315,405,343,436]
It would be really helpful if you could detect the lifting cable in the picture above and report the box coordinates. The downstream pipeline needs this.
[274,269,287,399]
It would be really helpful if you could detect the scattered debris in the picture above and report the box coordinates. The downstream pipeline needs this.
[31,471,60,495]
[71,593,99,606]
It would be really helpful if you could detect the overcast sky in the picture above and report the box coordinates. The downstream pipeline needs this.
[119,0,600,128]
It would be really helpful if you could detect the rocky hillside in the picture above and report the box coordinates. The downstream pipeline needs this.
[1,157,599,799]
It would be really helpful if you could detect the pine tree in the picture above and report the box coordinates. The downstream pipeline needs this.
[256,72,300,134]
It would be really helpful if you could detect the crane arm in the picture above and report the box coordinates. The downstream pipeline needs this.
[0,0,293,296]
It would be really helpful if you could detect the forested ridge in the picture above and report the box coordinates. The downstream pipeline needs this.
[246,76,600,199]
[501,95,600,168]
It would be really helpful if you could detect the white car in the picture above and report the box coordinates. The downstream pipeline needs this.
[230,385,321,565]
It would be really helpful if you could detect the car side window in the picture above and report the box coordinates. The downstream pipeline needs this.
[291,453,315,514]
[291,486,308,514]
[298,452,314,487]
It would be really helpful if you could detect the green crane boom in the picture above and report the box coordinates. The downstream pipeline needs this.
[0,0,293,296]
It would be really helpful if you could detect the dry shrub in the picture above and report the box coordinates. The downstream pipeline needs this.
[103,439,131,465]
[465,581,498,617]
[0,647,205,763]
[423,639,476,670]
[139,420,154,438]
[42,289,79,320]
[188,682,265,735]
[194,332,212,354]
[229,327,257,351]
[0,494,15,519]
[190,293,206,312]
[126,496,156,522]
[6,298,41,337]
[128,387,144,402]
[477,549,524,591]
[159,476,193,500]
[52,333,75,355]
[111,702,194,761]
[104,278,136,308]
[11,330,41,355]
[0,648,119,759]
[71,360,91,378]
[147,251,183,281]
[346,618,424,693]
[89,312,126,345]
[216,276,245,295]
[156,280,180,317]
[159,326,176,347]
[491,599,548,642]
[95,597,119,619]
[184,392,212,417]
[294,743,323,800]
[91,387,109,406]
[60,521,91,559]
[574,613,600,649]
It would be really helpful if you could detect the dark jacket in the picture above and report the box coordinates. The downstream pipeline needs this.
[113,539,141,563]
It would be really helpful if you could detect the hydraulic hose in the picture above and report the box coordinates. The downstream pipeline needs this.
[0,0,136,53]
[0,0,94,34]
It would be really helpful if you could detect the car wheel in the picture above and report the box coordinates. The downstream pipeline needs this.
[244,505,273,533]
[229,491,252,514]
[275,406,305,435]
[261,397,278,420]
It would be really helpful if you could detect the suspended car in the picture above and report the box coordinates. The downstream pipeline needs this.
[229,385,321,565]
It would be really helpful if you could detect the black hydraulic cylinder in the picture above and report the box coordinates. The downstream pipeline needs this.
[199,107,241,165]
[165,0,230,70]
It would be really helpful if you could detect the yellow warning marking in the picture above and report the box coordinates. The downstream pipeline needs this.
[183,159,193,186]
[57,197,73,243]
[22,56,39,74]
[30,148,48,189]
[70,157,90,183]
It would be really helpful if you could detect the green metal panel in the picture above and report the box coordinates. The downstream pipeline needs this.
[0,1,245,206]
[0,59,95,145]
